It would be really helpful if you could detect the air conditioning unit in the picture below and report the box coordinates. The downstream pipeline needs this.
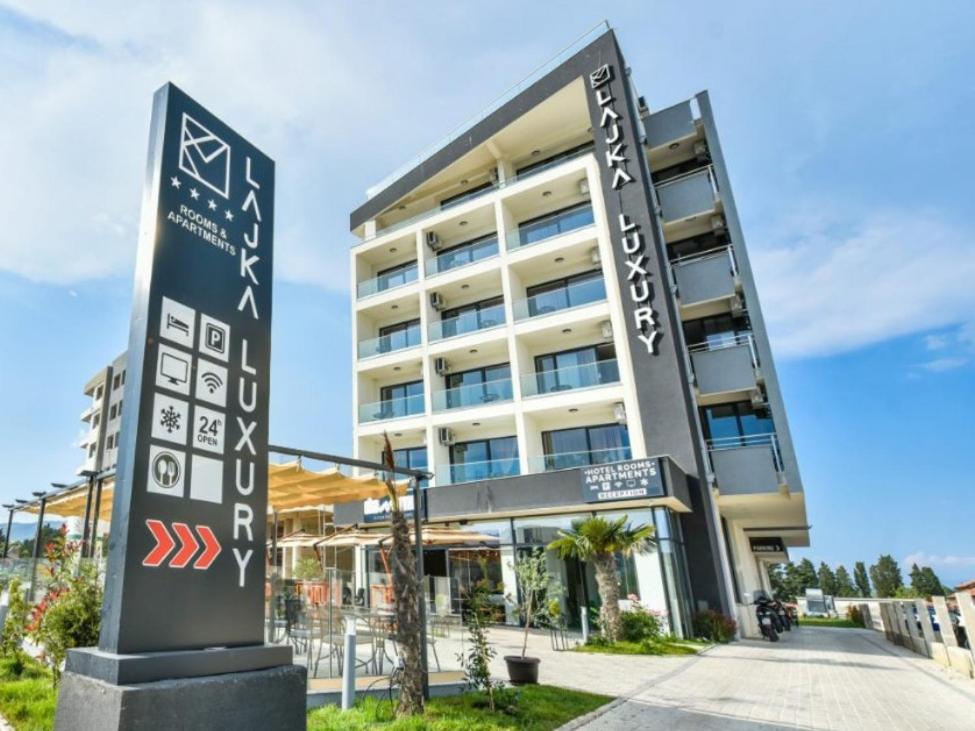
[426,231,442,250]
[438,427,455,446]
[600,320,614,340]
[578,178,590,195]
[613,402,627,424]
[710,215,726,234]
[693,140,710,161]
[434,357,451,376]
[589,246,601,264]
[429,292,446,311]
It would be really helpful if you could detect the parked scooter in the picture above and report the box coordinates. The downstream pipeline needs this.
[753,592,780,642]
[773,599,792,631]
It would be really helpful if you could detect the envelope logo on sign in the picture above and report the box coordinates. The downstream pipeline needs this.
[178,113,231,199]
[589,64,612,90]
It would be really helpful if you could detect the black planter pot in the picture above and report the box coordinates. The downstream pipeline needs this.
[504,655,540,685]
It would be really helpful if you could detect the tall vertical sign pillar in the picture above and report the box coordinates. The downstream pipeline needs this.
[55,83,305,731]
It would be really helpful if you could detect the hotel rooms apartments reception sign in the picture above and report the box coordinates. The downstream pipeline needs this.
[105,83,274,652]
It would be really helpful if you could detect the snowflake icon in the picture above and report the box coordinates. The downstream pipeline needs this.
[159,405,181,433]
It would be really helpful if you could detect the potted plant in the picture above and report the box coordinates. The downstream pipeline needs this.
[504,548,560,684]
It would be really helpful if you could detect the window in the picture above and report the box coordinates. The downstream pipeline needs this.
[112,373,121,390]
[439,295,503,338]
[667,231,729,261]
[439,180,493,209]
[117,400,123,417]
[515,141,594,177]
[109,404,117,420]
[378,380,424,418]
[377,319,421,352]
[533,344,617,393]
[88,443,96,458]
[375,260,418,291]
[92,413,100,428]
[94,385,103,399]
[449,436,519,482]
[445,363,512,407]
[434,233,498,272]
[701,401,774,443]
[106,434,114,450]
[682,314,751,348]
[391,446,428,487]
[541,423,630,469]
[525,269,604,316]
[517,202,594,245]
[121,370,126,385]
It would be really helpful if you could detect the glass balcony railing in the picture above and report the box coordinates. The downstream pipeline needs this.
[436,457,521,486]
[356,263,418,299]
[357,325,422,358]
[425,236,499,277]
[429,303,506,341]
[707,433,783,471]
[521,359,620,397]
[513,277,606,320]
[508,204,595,250]
[358,393,425,423]
[432,377,513,412]
[529,446,632,473]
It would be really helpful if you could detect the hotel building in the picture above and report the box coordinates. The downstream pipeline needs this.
[77,352,128,475]
[341,26,809,636]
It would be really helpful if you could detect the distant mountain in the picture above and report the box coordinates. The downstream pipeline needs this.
[6,521,64,542]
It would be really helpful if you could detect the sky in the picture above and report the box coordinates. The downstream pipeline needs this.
[0,1,973,585]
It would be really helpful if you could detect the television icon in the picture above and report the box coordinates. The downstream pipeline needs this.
[156,344,192,396]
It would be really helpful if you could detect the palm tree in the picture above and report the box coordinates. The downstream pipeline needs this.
[547,515,654,643]
[381,434,424,716]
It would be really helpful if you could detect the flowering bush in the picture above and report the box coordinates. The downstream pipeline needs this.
[692,609,737,643]
[619,605,663,643]
[26,528,102,685]
[0,577,30,676]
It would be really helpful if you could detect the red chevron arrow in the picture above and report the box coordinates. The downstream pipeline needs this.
[169,522,199,568]
[193,525,221,570]
[143,520,176,567]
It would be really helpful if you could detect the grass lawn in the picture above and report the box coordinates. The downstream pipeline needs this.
[0,656,57,731]
[307,684,612,731]
[572,638,709,656]
[799,617,861,628]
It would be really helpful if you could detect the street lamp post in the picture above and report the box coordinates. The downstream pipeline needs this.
[78,471,98,557]
[29,490,48,599]
[410,476,430,700]
[89,477,105,559]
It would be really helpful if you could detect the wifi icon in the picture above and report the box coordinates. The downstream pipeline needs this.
[201,371,223,394]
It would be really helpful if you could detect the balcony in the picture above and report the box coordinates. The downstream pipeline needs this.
[707,434,784,496]
[356,262,418,300]
[507,204,595,250]
[429,303,506,342]
[656,166,719,224]
[432,377,513,412]
[357,325,422,359]
[671,246,739,314]
[529,446,632,473]
[645,101,696,150]
[689,335,760,400]
[425,235,499,277]
[513,278,606,321]
[521,359,620,397]
[358,393,425,423]
[436,457,521,486]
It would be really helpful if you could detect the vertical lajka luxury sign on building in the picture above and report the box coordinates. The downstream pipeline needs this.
[100,83,274,654]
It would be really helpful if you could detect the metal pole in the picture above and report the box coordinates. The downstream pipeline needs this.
[29,496,47,600]
[80,476,95,557]
[89,479,104,559]
[341,621,356,709]
[2,505,14,559]
[410,477,429,699]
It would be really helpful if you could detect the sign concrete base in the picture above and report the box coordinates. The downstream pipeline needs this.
[54,662,306,731]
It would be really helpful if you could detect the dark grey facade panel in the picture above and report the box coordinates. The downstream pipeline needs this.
[710,446,781,496]
[695,92,803,493]
[672,253,737,306]
[691,345,757,395]
[645,101,696,149]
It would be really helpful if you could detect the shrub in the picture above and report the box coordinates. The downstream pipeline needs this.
[846,605,865,627]
[292,557,322,581]
[0,578,29,676]
[619,606,662,643]
[692,609,737,643]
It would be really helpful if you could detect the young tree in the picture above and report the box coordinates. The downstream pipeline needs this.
[547,515,653,643]
[508,549,561,659]
[794,558,818,594]
[834,565,856,597]
[869,554,903,598]
[381,435,424,717]
[854,561,872,597]
[817,562,838,596]
[769,563,791,600]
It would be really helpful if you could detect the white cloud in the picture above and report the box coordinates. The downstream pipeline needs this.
[903,552,975,572]
[918,356,969,373]
[750,207,975,359]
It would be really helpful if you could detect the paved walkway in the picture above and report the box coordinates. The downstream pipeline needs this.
[571,627,975,730]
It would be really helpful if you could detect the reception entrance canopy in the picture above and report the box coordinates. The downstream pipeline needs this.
[18,447,419,524]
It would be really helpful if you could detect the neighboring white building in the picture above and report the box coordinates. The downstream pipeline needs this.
[77,352,127,475]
